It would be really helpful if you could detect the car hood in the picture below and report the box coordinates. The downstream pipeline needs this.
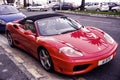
[0,12,26,22]
[52,27,109,54]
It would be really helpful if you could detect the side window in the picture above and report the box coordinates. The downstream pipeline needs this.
[94,3,99,5]
[24,20,36,33]
[89,3,93,6]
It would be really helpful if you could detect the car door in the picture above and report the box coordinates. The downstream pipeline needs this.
[89,3,98,10]
[86,3,94,10]
[32,4,39,10]
[62,3,70,10]
[16,20,39,56]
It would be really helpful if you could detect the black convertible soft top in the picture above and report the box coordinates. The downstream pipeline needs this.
[19,13,64,24]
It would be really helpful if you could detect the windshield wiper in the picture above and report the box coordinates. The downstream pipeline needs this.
[8,12,19,14]
[61,30,76,34]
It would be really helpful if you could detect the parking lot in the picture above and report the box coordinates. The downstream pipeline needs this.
[0,9,120,80]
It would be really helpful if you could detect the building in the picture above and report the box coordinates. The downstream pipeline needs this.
[0,0,4,4]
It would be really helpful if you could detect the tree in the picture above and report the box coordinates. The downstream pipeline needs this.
[3,0,6,4]
[80,0,85,11]
[24,0,27,7]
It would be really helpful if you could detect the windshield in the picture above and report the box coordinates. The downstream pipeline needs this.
[37,16,83,36]
[30,4,42,6]
[0,5,19,15]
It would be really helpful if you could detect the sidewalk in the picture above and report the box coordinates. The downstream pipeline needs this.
[0,46,29,80]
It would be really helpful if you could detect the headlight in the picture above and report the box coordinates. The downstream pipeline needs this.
[104,33,114,44]
[59,47,83,57]
[0,20,6,25]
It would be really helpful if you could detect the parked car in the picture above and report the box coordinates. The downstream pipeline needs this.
[3,3,23,9]
[26,4,48,11]
[111,5,120,12]
[0,5,26,32]
[76,2,90,10]
[107,2,119,11]
[52,2,77,11]
[6,13,118,75]
[84,2,109,11]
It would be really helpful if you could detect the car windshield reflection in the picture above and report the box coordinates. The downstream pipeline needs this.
[37,17,83,36]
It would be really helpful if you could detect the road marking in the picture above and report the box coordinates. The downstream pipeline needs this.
[79,19,111,24]
[14,56,24,63]
[5,48,12,53]
[0,62,3,65]
[2,69,8,72]
[27,68,43,79]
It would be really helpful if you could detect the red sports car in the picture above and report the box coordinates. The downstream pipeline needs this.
[6,13,118,75]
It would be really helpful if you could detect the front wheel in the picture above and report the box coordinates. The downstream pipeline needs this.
[27,8,31,11]
[39,48,54,72]
[96,9,101,12]
[84,8,87,11]
[112,9,117,12]
[6,32,15,47]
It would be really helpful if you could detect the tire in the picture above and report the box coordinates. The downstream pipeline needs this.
[52,9,56,11]
[96,9,100,12]
[27,8,31,11]
[6,32,15,47]
[112,9,117,12]
[84,8,87,11]
[44,9,47,11]
[40,8,44,11]
[78,8,81,10]
[39,48,54,72]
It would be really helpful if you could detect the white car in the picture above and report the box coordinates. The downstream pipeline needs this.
[111,5,120,12]
[85,2,109,11]
[27,4,48,11]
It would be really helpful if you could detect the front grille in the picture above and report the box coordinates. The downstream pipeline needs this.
[73,64,90,71]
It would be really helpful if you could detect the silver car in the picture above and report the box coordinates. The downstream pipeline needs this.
[85,2,109,12]
[111,5,120,12]
[26,4,48,11]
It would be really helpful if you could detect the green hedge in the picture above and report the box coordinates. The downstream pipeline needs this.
[73,10,120,16]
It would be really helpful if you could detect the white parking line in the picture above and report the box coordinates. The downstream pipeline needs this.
[0,34,7,44]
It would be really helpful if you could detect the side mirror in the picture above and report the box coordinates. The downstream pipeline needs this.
[24,30,33,35]
[13,24,19,29]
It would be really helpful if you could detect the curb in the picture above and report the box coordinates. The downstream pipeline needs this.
[56,10,120,19]
[0,34,42,80]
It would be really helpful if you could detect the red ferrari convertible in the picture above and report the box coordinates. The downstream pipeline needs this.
[6,13,118,75]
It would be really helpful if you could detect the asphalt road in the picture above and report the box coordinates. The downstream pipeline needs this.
[0,46,29,80]
[0,9,120,80]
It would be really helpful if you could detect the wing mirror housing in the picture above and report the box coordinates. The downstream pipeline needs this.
[13,24,19,29]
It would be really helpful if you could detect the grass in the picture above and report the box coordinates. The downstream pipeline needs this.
[73,10,120,16]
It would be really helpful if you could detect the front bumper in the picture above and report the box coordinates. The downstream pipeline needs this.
[52,43,118,75]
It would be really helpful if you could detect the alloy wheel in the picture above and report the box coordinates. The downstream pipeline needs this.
[39,48,53,71]
[7,32,14,47]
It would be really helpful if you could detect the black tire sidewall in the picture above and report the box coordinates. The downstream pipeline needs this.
[6,32,15,47]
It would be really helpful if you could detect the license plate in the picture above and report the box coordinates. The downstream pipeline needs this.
[98,55,113,66]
